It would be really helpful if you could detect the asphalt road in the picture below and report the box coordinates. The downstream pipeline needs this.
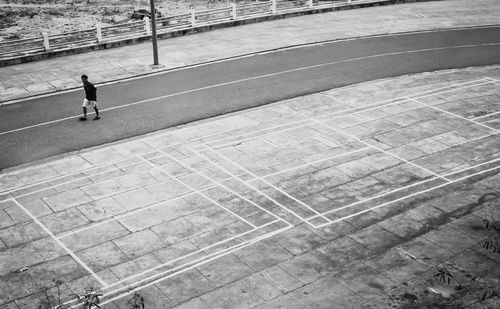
[1,26,499,170]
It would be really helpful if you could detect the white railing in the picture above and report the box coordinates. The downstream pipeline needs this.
[0,0,393,59]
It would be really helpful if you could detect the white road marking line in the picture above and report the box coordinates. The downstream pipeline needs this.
[138,155,258,229]
[207,98,423,149]
[309,118,452,182]
[62,222,291,308]
[190,145,320,227]
[472,111,500,120]
[317,164,500,228]
[210,99,412,150]
[96,225,291,307]
[483,77,500,83]
[325,76,489,96]
[2,44,499,136]
[156,148,285,224]
[441,157,500,177]
[0,154,140,195]
[102,219,286,289]
[252,146,372,180]
[407,79,493,100]
[201,144,333,224]
[10,198,108,287]
[210,120,313,149]
[307,176,443,220]
[209,80,493,150]
[314,98,413,121]
[56,174,244,239]
[307,147,500,220]
[202,78,495,149]
[408,98,499,133]
[10,153,172,200]
[9,149,213,205]
[1,120,285,194]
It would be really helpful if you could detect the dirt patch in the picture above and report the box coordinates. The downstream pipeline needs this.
[0,0,238,40]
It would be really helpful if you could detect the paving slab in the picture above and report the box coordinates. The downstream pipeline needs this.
[0,66,499,307]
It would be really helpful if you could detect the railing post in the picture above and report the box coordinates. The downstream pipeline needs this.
[42,33,50,51]
[144,17,151,35]
[95,24,103,43]
[271,0,277,14]
[231,3,237,20]
[190,10,196,26]
[308,0,313,8]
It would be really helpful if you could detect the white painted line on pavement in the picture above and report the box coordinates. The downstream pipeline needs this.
[252,146,372,180]
[57,173,246,239]
[441,157,500,178]
[307,155,500,221]
[406,79,493,100]
[206,79,492,149]
[94,224,292,308]
[316,163,500,228]
[309,118,452,182]
[99,220,290,290]
[62,221,290,308]
[483,77,500,83]
[209,120,313,149]
[0,154,140,195]
[190,145,320,227]
[408,98,499,133]
[156,148,285,224]
[472,111,500,120]
[207,79,494,150]
[10,198,109,287]
[2,44,499,136]
[209,99,412,150]
[326,77,489,95]
[201,144,334,224]
[307,176,443,220]
[138,155,258,229]
[11,161,147,200]
[102,220,282,288]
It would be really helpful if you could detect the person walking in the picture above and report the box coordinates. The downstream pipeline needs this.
[80,74,100,121]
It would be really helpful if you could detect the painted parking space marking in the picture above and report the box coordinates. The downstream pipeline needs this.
[9,198,109,287]
[1,76,499,307]
[314,163,500,228]
[7,145,293,302]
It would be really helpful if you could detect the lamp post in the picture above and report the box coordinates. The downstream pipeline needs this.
[150,0,159,65]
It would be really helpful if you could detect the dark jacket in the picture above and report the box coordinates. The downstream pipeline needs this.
[84,82,97,101]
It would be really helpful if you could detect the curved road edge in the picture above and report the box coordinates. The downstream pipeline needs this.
[1,24,499,107]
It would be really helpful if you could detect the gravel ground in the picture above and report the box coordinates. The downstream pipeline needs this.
[0,0,235,40]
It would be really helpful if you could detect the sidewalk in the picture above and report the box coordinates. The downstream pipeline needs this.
[1,0,500,103]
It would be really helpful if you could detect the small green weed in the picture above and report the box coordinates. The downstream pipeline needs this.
[127,292,145,309]
[482,219,500,254]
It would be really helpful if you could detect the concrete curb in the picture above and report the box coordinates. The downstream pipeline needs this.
[0,0,433,67]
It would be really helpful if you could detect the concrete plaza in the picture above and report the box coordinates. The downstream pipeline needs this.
[0,65,499,308]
